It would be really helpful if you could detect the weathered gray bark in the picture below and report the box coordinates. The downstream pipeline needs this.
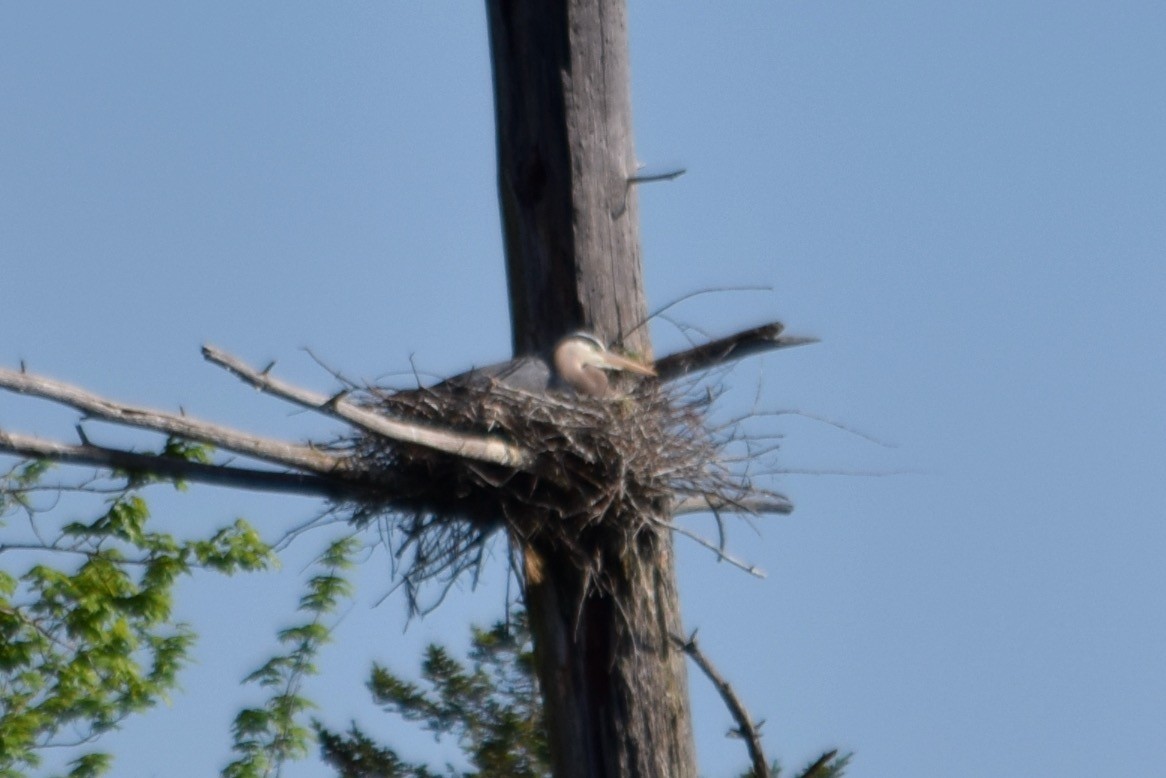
[486,2,696,777]
[487,0,652,359]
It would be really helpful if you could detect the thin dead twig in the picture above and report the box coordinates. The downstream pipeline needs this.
[659,520,766,578]
[672,630,769,778]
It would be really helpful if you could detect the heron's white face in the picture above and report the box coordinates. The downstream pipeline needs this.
[553,333,655,397]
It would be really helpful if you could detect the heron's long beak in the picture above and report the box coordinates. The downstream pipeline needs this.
[598,351,656,377]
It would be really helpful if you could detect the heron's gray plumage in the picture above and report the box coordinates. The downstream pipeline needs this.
[441,332,654,398]
[444,355,553,393]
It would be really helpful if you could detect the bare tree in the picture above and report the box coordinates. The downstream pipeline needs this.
[487,3,695,775]
[0,2,817,777]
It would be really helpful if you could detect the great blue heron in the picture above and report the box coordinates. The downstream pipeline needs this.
[552,332,656,396]
[447,332,655,398]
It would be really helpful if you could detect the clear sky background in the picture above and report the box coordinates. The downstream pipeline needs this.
[2,3,1164,776]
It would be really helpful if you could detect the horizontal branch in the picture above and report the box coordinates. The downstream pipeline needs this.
[654,321,818,382]
[202,345,531,469]
[672,493,793,516]
[0,365,347,475]
[0,429,353,498]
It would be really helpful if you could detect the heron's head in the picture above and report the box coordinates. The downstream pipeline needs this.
[553,332,655,397]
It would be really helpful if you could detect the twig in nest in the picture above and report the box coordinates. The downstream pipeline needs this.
[653,518,765,579]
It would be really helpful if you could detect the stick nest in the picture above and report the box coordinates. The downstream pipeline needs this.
[336,378,767,608]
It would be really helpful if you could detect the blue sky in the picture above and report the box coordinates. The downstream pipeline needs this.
[2,3,1164,776]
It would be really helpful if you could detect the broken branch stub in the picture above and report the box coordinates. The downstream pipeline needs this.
[653,321,818,382]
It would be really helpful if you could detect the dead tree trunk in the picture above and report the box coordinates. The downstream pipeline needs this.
[486,2,697,776]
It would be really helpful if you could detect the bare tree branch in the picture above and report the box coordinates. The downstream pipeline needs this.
[0,365,346,474]
[672,494,793,516]
[202,345,531,469]
[653,322,818,382]
[657,519,766,578]
[672,630,770,778]
[0,429,352,498]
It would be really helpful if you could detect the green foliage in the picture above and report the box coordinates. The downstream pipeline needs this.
[803,751,852,778]
[0,459,51,516]
[315,725,441,778]
[222,537,359,778]
[59,752,113,778]
[2,453,848,778]
[0,456,275,777]
[318,611,848,778]
[736,751,852,778]
[315,611,549,778]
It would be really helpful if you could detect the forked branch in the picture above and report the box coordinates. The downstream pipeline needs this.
[203,345,530,468]
[0,365,345,475]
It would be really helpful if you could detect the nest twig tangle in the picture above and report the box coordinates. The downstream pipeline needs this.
[0,322,812,613]
[335,328,805,611]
